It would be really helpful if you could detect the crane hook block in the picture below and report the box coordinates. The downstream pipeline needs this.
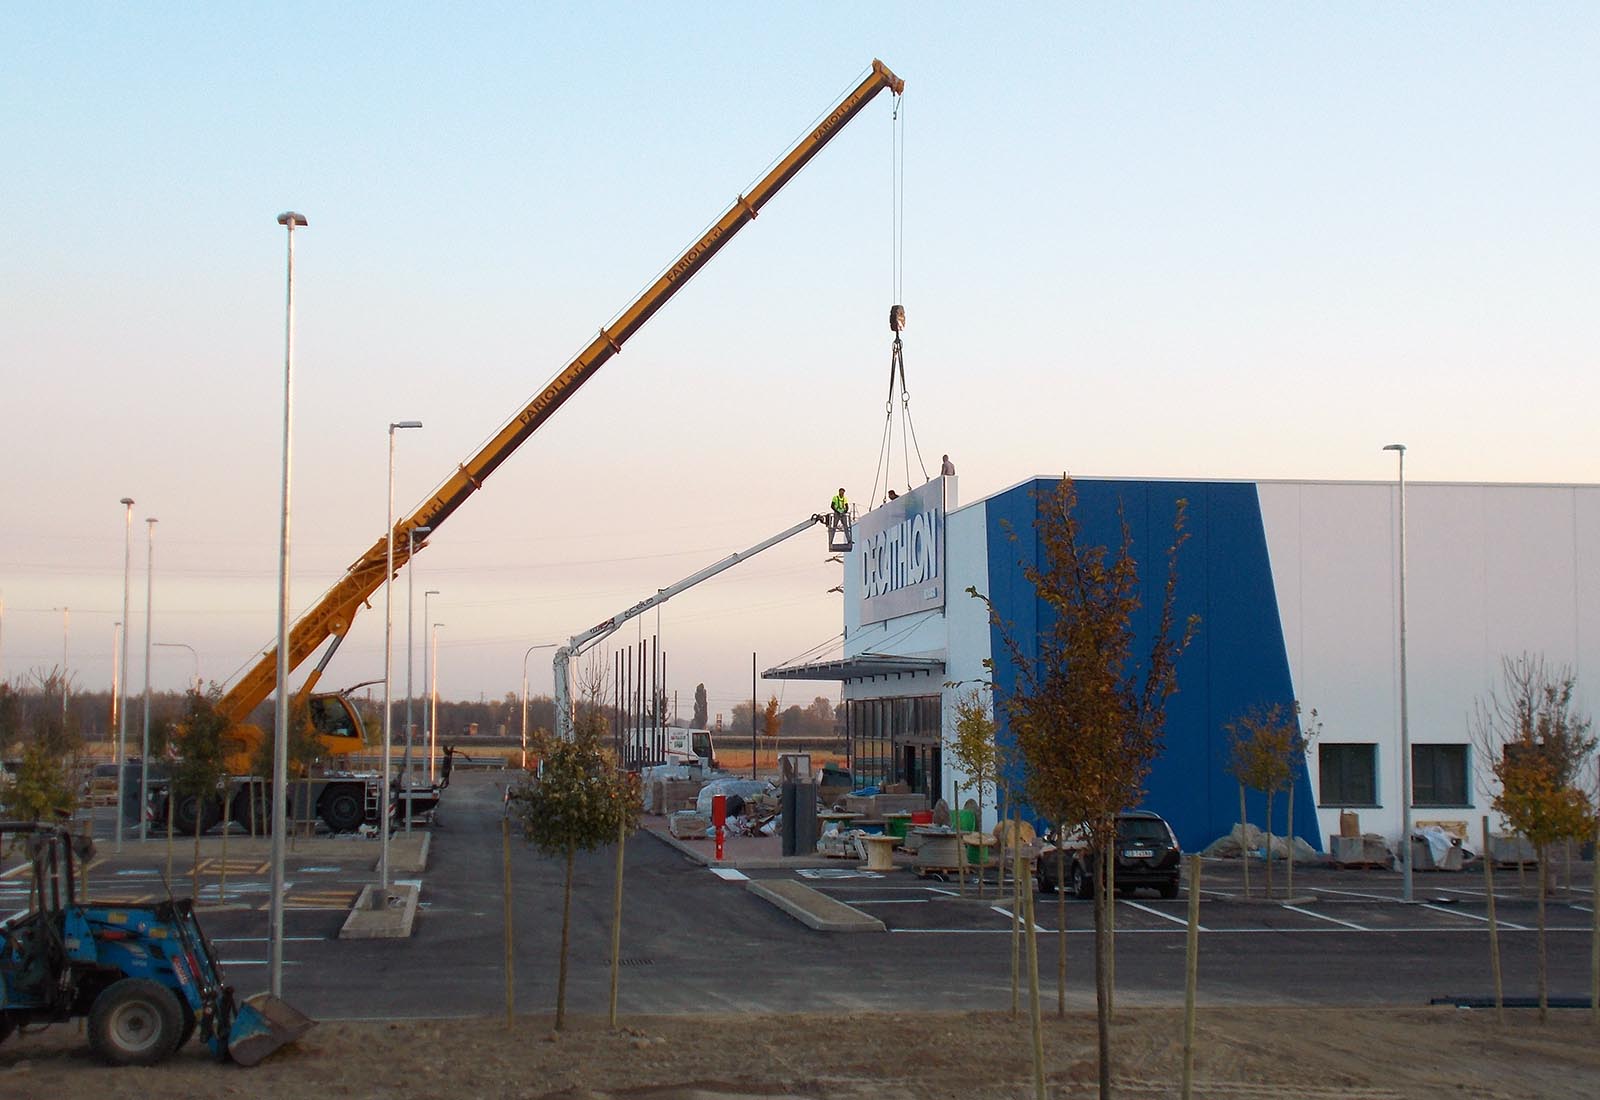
[889,304,906,332]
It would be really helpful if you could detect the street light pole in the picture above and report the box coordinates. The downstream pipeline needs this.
[1384,442,1413,904]
[381,419,423,895]
[423,590,439,780]
[154,642,200,693]
[117,496,134,852]
[522,643,557,770]
[430,622,444,783]
[271,210,306,995]
[403,526,431,833]
[140,517,157,841]
[56,607,69,724]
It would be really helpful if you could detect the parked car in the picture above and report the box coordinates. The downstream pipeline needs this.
[1036,810,1181,900]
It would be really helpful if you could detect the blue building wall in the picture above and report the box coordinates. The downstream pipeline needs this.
[984,477,1320,852]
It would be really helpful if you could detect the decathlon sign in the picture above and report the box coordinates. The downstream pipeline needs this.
[857,478,946,625]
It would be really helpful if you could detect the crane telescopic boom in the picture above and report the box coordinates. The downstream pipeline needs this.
[552,514,832,740]
[217,60,904,728]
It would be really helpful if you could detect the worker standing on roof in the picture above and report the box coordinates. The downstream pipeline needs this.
[941,454,956,476]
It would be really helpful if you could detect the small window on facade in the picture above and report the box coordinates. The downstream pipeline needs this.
[1413,743,1470,807]
[1318,743,1378,806]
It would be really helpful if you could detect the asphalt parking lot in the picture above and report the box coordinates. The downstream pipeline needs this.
[10,771,1595,1021]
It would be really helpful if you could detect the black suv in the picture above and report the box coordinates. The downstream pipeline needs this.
[1036,810,1182,900]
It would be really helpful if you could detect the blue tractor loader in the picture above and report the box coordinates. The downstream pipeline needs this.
[0,821,313,1066]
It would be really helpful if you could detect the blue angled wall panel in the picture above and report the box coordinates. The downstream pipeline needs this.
[986,477,1320,852]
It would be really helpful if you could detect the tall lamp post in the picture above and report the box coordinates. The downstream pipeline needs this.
[117,497,134,851]
[423,590,440,779]
[402,525,431,832]
[56,607,69,724]
[270,209,306,996]
[429,621,444,782]
[521,642,557,770]
[140,517,157,841]
[1384,442,1413,903]
[381,419,423,896]
[154,642,201,693]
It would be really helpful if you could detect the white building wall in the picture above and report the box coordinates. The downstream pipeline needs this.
[1257,480,1600,847]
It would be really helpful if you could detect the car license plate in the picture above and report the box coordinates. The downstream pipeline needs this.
[1123,848,1154,859]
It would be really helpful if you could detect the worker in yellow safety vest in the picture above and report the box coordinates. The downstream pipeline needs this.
[830,488,849,532]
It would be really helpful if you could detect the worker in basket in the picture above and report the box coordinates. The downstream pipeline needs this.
[830,487,850,534]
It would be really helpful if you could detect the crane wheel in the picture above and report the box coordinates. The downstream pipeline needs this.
[318,787,365,833]
[88,978,184,1066]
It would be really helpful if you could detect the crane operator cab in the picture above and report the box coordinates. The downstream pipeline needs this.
[828,488,855,552]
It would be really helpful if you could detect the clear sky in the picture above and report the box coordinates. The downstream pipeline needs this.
[3,4,1597,721]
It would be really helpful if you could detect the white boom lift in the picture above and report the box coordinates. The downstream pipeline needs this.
[553,511,851,741]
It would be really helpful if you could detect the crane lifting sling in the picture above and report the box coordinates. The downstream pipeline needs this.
[214,60,904,736]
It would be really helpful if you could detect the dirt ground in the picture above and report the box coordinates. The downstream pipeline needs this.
[3,1005,1598,1099]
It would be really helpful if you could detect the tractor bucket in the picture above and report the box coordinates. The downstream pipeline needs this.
[226,992,316,1067]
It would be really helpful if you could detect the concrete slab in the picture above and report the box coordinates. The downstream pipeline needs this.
[339,882,420,939]
[374,832,430,874]
[746,879,884,933]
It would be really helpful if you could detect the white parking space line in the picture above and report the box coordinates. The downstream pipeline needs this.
[1419,903,1529,930]
[1310,886,1399,902]
[846,897,928,905]
[211,936,324,943]
[1572,905,1593,914]
[990,904,1045,932]
[1281,904,1368,931]
[1121,899,1204,930]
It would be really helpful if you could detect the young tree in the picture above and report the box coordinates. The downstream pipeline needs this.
[506,716,641,1029]
[1226,702,1301,899]
[692,683,709,729]
[1472,654,1597,1022]
[947,686,1000,896]
[4,670,84,822]
[170,689,230,898]
[973,477,1196,1100]
[763,695,781,759]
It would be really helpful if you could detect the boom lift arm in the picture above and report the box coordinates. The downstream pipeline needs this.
[553,514,835,740]
[215,60,904,730]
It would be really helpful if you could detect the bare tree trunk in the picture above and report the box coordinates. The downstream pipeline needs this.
[191,809,201,901]
[1024,855,1045,1100]
[502,817,515,1029]
[165,794,175,888]
[1057,826,1067,1018]
[1537,846,1548,1024]
[220,788,232,902]
[1285,779,1295,899]
[556,844,575,1030]
[1482,816,1503,1025]
[1106,840,1116,1017]
[1238,783,1249,899]
[609,818,626,1029]
[1010,807,1021,1019]
[1094,840,1113,1100]
[1264,790,1274,901]
[1181,854,1201,1100]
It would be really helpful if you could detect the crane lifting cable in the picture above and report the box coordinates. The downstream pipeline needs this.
[868,95,930,507]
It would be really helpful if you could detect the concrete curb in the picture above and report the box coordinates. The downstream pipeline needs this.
[746,879,885,933]
[368,832,431,874]
[340,882,419,939]
[643,827,845,871]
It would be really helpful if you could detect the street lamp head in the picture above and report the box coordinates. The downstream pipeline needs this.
[425,589,440,597]
[391,420,423,431]
[277,212,308,227]
[414,526,432,536]
[120,496,134,506]
[1383,443,1406,453]
[145,517,157,525]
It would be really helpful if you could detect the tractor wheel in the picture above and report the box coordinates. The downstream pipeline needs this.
[175,997,197,1049]
[88,978,184,1066]
[319,786,365,833]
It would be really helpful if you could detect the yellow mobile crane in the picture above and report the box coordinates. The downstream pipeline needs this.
[154,60,905,833]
